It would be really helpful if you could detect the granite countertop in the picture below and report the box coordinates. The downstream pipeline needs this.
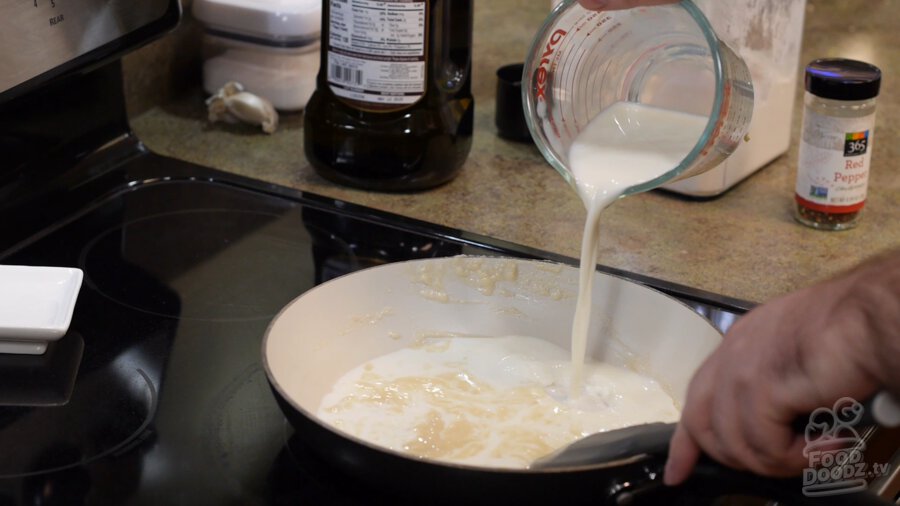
[127,0,899,305]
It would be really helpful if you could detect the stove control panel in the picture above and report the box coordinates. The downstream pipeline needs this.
[0,0,179,97]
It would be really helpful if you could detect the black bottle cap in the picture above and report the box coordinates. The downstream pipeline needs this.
[805,58,882,101]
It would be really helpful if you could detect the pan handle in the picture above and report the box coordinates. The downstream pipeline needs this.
[604,392,898,504]
[606,456,893,506]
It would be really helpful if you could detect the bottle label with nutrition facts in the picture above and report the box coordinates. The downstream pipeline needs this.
[327,0,427,107]
[795,109,876,213]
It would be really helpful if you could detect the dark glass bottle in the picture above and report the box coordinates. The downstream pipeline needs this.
[304,0,474,192]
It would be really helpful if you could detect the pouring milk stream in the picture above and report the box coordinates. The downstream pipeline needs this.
[567,102,707,394]
[522,1,755,397]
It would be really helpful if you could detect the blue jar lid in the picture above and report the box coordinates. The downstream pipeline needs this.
[805,58,882,101]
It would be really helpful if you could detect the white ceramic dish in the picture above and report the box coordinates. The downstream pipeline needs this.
[0,265,83,355]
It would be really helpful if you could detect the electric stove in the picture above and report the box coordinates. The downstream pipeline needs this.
[0,138,754,503]
[0,133,754,506]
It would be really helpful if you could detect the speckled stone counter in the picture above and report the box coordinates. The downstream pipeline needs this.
[127,0,900,304]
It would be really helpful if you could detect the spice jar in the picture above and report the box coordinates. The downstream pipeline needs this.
[794,58,881,230]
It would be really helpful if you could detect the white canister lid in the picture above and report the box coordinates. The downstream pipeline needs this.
[193,0,321,46]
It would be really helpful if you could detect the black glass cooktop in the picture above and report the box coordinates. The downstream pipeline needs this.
[0,151,748,506]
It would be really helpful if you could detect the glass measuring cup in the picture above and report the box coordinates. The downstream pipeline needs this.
[522,0,754,196]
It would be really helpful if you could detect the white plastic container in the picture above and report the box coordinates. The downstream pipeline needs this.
[193,0,321,111]
[665,0,807,196]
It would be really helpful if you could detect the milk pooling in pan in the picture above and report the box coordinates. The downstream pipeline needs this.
[317,335,679,468]
[566,102,707,392]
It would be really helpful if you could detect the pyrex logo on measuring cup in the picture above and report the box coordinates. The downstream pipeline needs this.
[535,29,567,102]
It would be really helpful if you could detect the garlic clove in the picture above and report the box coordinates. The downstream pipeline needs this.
[205,82,279,134]
[222,92,279,134]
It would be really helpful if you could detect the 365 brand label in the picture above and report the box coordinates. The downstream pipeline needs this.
[795,110,877,213]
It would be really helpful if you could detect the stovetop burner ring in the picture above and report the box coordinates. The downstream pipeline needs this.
[0,368,157,479]
[77,208,312,322]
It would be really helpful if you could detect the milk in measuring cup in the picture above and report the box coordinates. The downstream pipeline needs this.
[568,102,708,204]
[566,101,707,392]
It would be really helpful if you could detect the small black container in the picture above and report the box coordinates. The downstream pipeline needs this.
[495,63,533,143]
